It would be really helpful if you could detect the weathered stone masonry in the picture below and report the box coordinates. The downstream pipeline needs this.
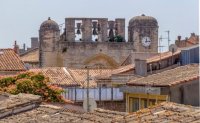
[39,15,159,68]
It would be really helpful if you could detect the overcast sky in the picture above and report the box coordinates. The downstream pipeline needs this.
[0,0,199,51]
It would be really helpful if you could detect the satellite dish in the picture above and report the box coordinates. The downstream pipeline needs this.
[169,44,178,53]
[83,98,97,112]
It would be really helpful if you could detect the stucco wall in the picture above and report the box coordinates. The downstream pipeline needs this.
[161,79,199,106]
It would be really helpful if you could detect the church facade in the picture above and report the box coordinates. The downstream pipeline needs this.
[39,14,159,68]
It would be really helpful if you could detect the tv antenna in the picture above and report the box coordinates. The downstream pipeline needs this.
[160,30,171,51]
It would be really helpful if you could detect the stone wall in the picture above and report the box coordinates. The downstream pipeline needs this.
[58,42,134,68]
[40,16,159,68]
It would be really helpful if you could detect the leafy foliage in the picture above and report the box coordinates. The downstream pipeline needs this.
[114,35,124,42]
[0,72,64,102]
[108,35,124,42]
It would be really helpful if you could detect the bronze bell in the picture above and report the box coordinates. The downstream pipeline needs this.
[92,21,98,35]
[93,29,98,35]
[76,23,81,35]
[77,29,81,35]
[109,29,114,38]
[115,23,118,35]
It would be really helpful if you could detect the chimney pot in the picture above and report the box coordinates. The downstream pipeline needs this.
[191,33,195,37]
[177,36,181,41]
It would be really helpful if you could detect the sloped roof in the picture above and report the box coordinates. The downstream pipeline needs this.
[30,68,79,87]
[127,64,199,87]
[1,95,199,123]
[96,64,135,80]
[0,103,127,123]
[114,102,200,123]
[146,50,181,63]
[97,50,181,80]
[187,34,199,45]
[30,68,112,88]
[68,69,112,87]
[20,48,39,63]
[0,49,26,71]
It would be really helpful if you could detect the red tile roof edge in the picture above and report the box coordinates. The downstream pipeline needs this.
[0,49,26,71]
[127,75,199,87]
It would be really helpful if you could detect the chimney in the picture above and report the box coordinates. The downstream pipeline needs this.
[191,33,195,37]
[177,36,181,41]
[135,59,147,76]
[23,43,26,51]
[13,41,19,54]
[31,37,39,49]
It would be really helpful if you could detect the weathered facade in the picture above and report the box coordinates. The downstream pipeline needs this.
[121,64,199,112]
[175,33,199,48]
[39,15,159,68]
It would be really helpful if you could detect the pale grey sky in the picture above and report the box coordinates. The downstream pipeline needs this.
[0,0,199,51]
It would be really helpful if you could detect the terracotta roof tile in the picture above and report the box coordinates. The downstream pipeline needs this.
[67,68,112,87]
[0,96,127,123]
[0,49,26,71]
[187,35,199,45]
[147,50,181,63]
[114,102,200,123]
[30,68,79,87]
[20,48,39,63]
[127,64,199,87]
[30,68,112,88]
[96,64,135,79]
[97,50,181,80]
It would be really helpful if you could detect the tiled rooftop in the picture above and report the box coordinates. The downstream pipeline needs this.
[127,64,199,87]
[69,68,112,87]
[1,93,199,123]
[146,50,181,63]
[96,64,135,80]
[20,48,39,63]
[187,34,199,45]
[97,50,181,80]
[0,93,41,119]
[114,102,200,123]
[30,68,112,87]
[30,67,79,87]
[0,49,26,71]
[0,101,127,123]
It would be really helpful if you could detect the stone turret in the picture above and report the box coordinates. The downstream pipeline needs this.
[39,17,60,67]
[128,14,158,53]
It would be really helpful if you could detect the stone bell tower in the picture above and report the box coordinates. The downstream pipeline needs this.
[39,17,60,67]
[128,14,159,53]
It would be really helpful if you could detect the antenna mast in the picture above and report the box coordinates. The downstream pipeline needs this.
[165,30,170,51]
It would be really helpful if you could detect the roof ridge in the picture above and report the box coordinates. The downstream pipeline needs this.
[62,67,80,86]
[20,47,39,56]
